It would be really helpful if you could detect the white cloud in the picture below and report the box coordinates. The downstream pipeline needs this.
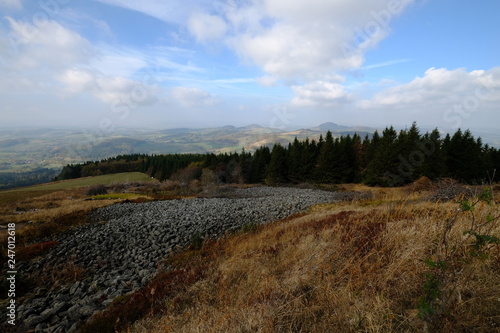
[58,68,160,105]
[225,0,414,80]
[359,67,500,109]
[291,81,352,108]
[256,75,278,87]
[357,67,500,129]
[188,12,227,43]
[93,0,414,82]
[89,48,148,77]
[5,17,95,70]
[171,86,216,107]
[0,17,166,107]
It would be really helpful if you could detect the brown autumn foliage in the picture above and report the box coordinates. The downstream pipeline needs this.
[1,181,498,332]
[74,187,500,333]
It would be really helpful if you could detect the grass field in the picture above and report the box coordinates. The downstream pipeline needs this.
[0,173,157,245]
[78,184,500,333]
[2,172,155,193]
[1,174,498,332]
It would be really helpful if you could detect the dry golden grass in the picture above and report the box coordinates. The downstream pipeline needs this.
[114,187,500,333]
[0,187,153,240]
[2,180,497,332]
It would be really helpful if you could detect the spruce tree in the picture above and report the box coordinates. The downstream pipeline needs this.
[315,131,336,183]
[365,127,400,186]
[266,144,288,184]
[420,129,445,180]
[287,138,304,183]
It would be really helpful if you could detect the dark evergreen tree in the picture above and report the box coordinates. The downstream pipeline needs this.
[360,131,379,178]
[300,138,316,182]
[249,146,271,183]
[394,122,423,183]
[420,129,445,180]
[444,129,486,183]
[287,138,304,183]
[365,127,400,186]
[334,135,358,183]
[55,123,499,186]
[266,144,288,184]
[315,131,336,183]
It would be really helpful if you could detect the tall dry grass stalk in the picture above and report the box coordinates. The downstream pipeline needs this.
[121,189,498,333]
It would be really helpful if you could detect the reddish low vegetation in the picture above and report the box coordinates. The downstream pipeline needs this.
[16,241,58,261]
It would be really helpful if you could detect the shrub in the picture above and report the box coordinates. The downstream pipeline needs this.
[189,179,202,193]
[406,176,434,194]
[17,241,58,261]
[170,166,202,185]
[417,187,500,328]
[159,180,182,191]
[428,178,471,201]
[200,168,216,187]
[85,184,108,196]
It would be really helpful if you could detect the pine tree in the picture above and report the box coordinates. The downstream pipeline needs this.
[335,135,358,183]
[287,138,304,183]
[360,131,379,179]
[394,122,423,183]
[266,144,288,184]
[420,129,445,180]
[238,148,252,183]
[249,146,271,183]
[444,129,485,182]
[315,131,336,183]
[365,127,400,186]
[300,138,319,183]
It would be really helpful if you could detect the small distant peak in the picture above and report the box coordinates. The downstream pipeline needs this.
[318,122,348,131]
[243,124,263,129]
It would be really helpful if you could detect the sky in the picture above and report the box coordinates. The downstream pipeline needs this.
[0,0,499,133]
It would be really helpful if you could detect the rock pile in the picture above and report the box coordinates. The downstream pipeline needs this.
[16,187,344,332]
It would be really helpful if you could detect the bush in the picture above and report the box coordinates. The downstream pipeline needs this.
[428,178,471,201]
[405,176,434,194]
[85,184,108,196]
[170,166,202,185]
[159,180,182,191]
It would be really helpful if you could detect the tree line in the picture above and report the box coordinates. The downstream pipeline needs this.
[56,123,500,186]
[0,168,59,190]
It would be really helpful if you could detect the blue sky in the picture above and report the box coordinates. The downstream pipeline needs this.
[1,0,499,132]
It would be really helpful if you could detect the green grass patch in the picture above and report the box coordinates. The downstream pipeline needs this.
[3,172,156,193]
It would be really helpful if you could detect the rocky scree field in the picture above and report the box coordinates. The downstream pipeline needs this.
[7,186,354,333]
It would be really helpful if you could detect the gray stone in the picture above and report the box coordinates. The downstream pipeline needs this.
[49,314,61,325]
[78,305,95,318]
[55,293,70,302]
[52,301,71,314]
[31,298,46,309]
[25,314,44,327]
[69,281,80,295]
[17,187,348,330]
[67,322,79,333]
[40,307,55,321]
[35,322,48,331]
[102,299,114,307]
[67,304,80,321]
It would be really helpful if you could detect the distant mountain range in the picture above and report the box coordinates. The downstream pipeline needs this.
[1,123,499,176]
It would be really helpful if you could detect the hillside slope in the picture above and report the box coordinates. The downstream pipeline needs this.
[80,185,500,333]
